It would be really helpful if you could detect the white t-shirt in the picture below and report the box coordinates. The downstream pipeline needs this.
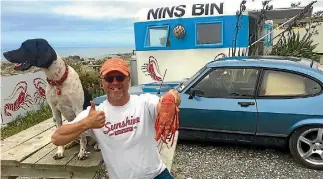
[68,93,166,179]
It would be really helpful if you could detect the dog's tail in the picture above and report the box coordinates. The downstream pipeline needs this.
[82,87,92,110]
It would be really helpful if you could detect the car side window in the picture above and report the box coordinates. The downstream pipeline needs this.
[258,70,322,97]
[190,68,259,98]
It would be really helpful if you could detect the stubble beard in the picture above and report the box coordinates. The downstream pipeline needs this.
[107,90,124,101]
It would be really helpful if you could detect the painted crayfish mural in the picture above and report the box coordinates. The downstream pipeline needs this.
[3,81,33,117]
[141,56,163,81]
[1,75,48,124]
[33,78,47,105]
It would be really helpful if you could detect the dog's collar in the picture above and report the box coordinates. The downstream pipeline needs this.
[46,61,69,86]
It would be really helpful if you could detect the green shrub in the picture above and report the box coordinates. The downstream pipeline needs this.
[1,104,52,139]
[270,30,320,61]
[65,59,106,98]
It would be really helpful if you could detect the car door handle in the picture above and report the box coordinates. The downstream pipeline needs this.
[238,102,255,107]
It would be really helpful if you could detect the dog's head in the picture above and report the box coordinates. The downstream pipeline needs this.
[3,38,57,71]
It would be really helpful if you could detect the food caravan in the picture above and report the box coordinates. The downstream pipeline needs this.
[130,1,274,87]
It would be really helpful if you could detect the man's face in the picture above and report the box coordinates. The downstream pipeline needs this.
[102,71,130,101]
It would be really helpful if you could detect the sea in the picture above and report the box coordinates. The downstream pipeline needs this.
[1,46,135,62]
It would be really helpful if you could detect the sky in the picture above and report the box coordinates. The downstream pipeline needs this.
[1,0,323,50]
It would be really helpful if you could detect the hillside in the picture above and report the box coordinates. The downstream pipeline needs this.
[1,53,133,76]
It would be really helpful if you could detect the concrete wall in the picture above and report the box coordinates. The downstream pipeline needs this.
[1,71,48,124]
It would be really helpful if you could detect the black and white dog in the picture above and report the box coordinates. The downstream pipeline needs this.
[3,38,97,160]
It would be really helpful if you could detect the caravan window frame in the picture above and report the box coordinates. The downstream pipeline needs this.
[144,25,170,48]
[195,21,224,47]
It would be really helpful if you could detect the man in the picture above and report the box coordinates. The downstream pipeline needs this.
[51,58,180,179]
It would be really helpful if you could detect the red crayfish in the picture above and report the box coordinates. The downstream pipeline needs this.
[154,91,180,147]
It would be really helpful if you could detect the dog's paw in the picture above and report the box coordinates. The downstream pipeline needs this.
[77,150,89,160]
[53,153,64,160]
[53,147,64,160]
[94,143,101,151]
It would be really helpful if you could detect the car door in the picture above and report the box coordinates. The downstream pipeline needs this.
[179,66,260,143]
[254,68,323,144]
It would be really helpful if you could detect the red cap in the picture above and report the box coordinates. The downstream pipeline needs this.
[100,58,130,77]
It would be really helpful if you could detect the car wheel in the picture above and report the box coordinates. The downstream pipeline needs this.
[289,125,323,170]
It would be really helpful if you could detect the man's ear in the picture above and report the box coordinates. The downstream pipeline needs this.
[100,78,105,85]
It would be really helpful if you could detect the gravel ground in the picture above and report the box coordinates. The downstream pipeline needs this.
[171,140,323,179]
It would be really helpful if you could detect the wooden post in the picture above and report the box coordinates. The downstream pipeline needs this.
[257,21,265,55]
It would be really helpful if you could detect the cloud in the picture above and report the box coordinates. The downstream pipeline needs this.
[1,0,134,31]
[3,0,323,20]
[52,3,134,19]
[1,12,133,31]
[2,0,323,48]
[49,0,323,20]
[1,0,66,14]
[1,0,137,47]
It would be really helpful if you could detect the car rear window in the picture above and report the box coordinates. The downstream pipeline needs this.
[259,69,322,97]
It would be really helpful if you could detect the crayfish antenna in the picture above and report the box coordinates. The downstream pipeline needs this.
[171,132,176,147]
[158,139,169,153]
[166,143,170,149]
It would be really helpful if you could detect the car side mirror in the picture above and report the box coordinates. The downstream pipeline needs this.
[188,88,204,99]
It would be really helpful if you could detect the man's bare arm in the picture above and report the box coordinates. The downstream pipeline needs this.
[51,120,89,146]
[51,101,105,146]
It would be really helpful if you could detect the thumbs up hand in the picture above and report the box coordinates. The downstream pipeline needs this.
[84,101,106,129]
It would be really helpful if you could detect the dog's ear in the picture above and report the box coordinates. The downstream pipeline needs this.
[20,38,57,68]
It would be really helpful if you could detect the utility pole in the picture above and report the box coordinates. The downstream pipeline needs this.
[256,0,273,55]
[256,21,265,55]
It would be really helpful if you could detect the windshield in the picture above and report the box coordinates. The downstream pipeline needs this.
[176,65,207,92]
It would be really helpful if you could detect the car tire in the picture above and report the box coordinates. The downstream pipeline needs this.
[289,125,323,170]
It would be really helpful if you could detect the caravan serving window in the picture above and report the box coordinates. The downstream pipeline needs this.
[145,25,169,47]
[196,22,223,45]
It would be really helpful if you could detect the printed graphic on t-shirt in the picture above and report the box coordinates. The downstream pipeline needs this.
[103,116,140,136]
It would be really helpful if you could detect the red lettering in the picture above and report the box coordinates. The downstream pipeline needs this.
[111,124,117,130]
[118,124,121,129]
[104,122,111,133]
[121,121,126,128]
[114,127,134,136]
[115,130,121,135]
[103,116,141,135]
[126,117,131,125]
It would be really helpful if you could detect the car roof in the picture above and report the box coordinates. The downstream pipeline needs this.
[207,56,315,70]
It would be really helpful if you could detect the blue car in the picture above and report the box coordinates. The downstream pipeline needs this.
[94,56,323,170]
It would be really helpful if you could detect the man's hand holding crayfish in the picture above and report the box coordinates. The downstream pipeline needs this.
[161,89,181,106]
[155,89,181,146]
